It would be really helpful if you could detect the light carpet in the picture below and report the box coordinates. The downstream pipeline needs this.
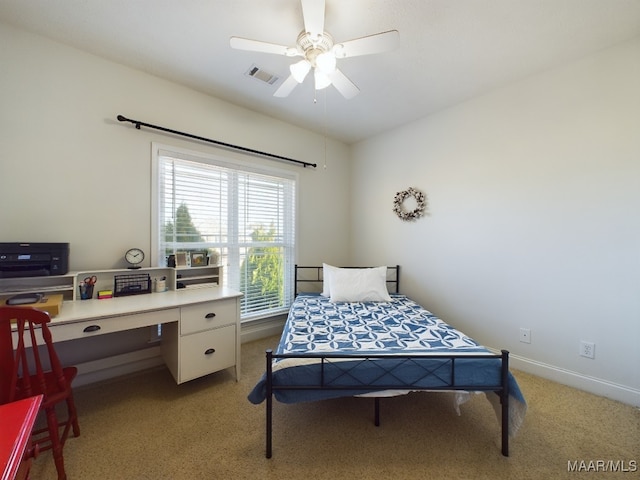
[29,335,639,479]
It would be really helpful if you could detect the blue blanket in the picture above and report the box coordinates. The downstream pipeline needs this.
[248,294,526,432]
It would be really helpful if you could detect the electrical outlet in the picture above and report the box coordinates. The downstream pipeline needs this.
[519,328,531,344]
[580,341,595,359]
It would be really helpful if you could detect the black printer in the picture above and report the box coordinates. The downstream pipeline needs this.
[0,242,69,278]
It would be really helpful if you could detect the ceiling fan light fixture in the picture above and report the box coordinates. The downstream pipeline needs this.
[230,0,399,99]
[314,69,332,90]
[315,51,336,74]
[290,59,311,83]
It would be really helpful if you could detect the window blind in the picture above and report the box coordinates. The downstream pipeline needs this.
[153,146,296,320]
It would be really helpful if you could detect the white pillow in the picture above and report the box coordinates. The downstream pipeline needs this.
[329,266,392,303]
[321,263,339,297]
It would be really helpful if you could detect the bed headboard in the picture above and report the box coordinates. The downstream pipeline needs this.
[294,265,400,296]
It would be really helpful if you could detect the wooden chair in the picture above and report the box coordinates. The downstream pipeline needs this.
[0,306,80,480]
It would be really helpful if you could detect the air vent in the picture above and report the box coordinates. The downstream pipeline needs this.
[245,64,280,85]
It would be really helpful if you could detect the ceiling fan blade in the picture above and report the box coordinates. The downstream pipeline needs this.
[230,36,299,57]
[333,30,399,58]
[301,0,325,39]
[330,69,359,99]
[274,75,299,97]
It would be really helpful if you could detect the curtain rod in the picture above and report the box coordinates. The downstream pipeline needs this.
[116,115,316,169]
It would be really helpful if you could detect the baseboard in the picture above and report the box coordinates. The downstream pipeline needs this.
[240,316,286,344]
[508,354,640,408]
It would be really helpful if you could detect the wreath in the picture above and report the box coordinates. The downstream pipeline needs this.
[393,187,426,221]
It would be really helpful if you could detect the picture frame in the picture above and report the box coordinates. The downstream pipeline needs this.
[190,251,207,267]
[175,252,188,267]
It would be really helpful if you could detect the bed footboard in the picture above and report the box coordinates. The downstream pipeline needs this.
[264,349,510,458]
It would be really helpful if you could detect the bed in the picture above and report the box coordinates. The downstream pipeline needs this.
[248,265,526,458]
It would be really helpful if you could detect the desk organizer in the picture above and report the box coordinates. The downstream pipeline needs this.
[113,273,152,297]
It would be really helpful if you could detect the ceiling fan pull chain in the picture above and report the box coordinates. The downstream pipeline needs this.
[323,89,328,170]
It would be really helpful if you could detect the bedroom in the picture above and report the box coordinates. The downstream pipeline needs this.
[0,1,638,478]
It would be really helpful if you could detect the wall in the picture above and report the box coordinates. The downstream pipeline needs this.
[0,23,351,366]
[350,38,640,406]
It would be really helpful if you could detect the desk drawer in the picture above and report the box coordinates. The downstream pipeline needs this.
[50,308,180,342]
[180,299,237,335]
[179,324,236,382]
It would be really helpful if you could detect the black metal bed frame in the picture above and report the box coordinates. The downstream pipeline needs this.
[262,266,511,458]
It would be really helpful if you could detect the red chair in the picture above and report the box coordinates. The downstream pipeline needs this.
[0,306,80,480]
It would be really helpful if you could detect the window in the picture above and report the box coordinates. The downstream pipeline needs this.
[152,144,296,321]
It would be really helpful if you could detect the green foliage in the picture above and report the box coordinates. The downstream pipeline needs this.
[240,225,283,312]
[164,203,203,247]
[165,203,283,313]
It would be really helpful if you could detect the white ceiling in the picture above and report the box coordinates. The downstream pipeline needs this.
[2,0,640,144]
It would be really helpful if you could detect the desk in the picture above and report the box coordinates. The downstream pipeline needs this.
[0,396,42,480]
[11,287,242,384]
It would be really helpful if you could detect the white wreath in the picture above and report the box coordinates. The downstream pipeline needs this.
[393,187,426,221]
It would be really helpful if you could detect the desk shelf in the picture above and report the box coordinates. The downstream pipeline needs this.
[174,265,222,289]
[0,265,223,302]
[0,274,76,302]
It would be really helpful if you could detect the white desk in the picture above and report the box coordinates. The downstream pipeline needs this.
[12,286,243,384]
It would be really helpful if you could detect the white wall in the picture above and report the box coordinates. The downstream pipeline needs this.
[350,38,640,406]
[0,22,351,268]
[0,23,351,364]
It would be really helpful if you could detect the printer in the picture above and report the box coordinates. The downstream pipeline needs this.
[0,242,70,278]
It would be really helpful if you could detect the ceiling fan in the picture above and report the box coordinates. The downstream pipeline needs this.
[230,0,399,99]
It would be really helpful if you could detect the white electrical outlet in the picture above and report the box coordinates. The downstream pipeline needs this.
[519,328,531,344]
[580,341,595,359]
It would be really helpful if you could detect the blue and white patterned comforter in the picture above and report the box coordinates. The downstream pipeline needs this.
[282,294,486,354]
[248,294,526,434]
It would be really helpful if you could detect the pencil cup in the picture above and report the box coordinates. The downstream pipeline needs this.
[154,279,167,293]
[79,284,94,300]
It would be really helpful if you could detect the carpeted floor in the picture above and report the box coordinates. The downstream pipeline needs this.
[29,335,639,479]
